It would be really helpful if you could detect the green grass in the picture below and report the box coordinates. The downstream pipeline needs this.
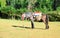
[0,19,60,38]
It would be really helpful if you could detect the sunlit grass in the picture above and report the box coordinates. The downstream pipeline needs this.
[0,19,60,38]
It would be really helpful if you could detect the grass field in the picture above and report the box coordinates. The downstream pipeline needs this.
[0,19,60,38]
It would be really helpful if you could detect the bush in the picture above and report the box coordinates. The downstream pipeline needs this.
[16,8,27,15]
[57,7,60,11]
[47,12,60,21]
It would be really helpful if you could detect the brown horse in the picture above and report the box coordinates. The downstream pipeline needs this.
[21,12,49,29]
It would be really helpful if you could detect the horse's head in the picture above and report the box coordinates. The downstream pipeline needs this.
[21,13,26,20]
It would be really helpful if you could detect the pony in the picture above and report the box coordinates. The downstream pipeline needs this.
[21,11,49,29]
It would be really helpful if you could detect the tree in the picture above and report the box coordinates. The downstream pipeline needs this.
[0,0,6,7]
[27,0,37,11]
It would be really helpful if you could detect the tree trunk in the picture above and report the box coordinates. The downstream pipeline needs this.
[28,1,32,11]
[11,15,15,20]
[28,0,37,11]
[12,16,14,19]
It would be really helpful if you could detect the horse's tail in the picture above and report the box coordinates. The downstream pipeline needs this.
[46,14,49,24]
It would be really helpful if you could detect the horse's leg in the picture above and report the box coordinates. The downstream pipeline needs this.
[30,16,34,29]
[42,15,49,29]
[45,15,49,29]
[31,20,34,29]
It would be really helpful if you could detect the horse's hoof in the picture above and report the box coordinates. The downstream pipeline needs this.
[46,26,49,29]
[32,28,34,29]
[31,27,34,29]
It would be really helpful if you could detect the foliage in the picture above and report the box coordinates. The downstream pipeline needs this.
[0,0,6,7]
[57,7,60,12]
[47,11,60,21]
[1,6,10,14]
[1,6,16,15]
[0,0,60,21]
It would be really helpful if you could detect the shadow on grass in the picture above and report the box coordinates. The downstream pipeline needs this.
[12,25,31,29]
[12,25,46,30]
